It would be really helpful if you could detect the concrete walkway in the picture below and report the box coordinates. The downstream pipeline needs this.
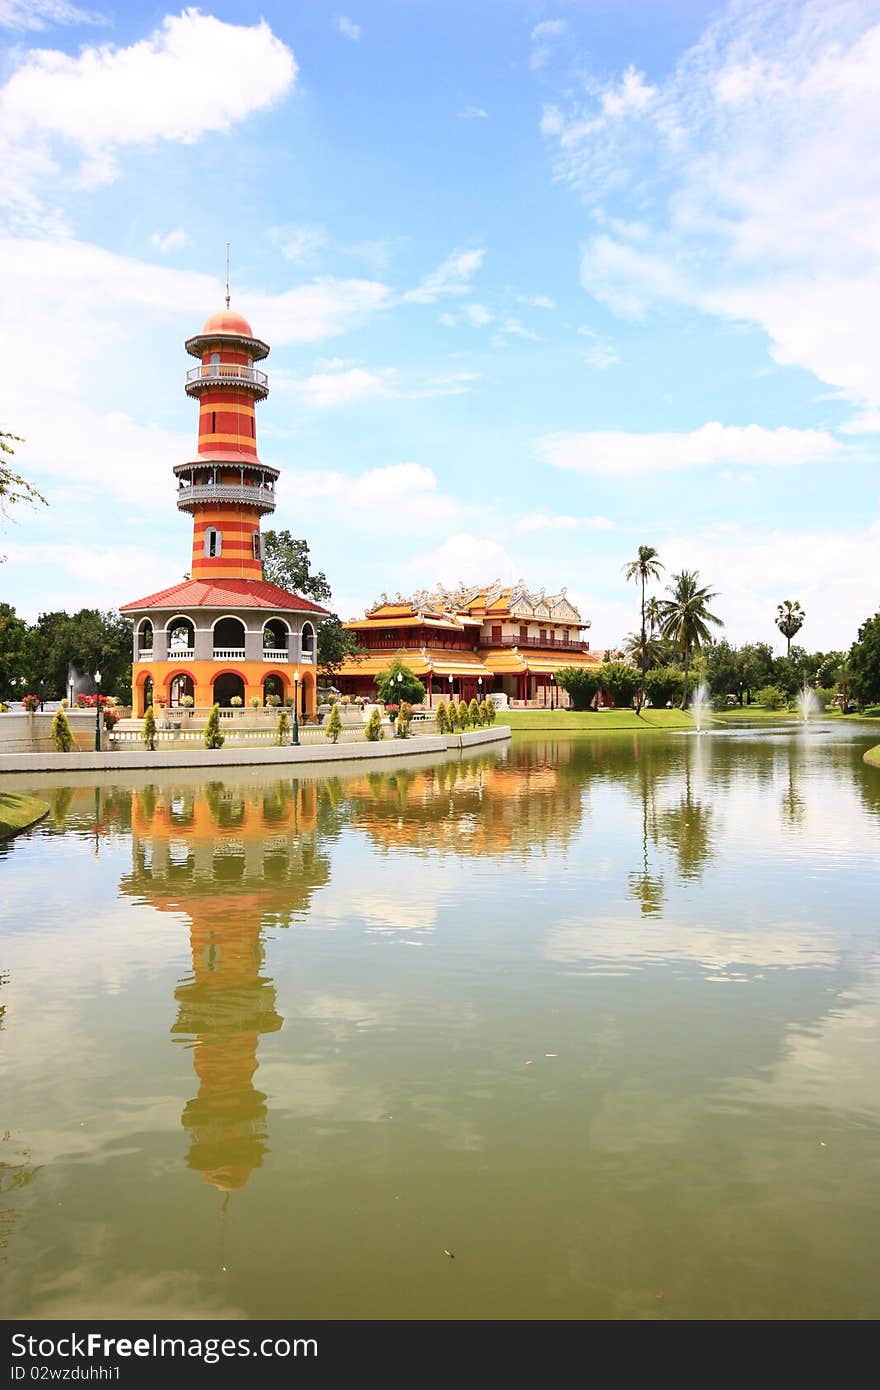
[0,725,510,775]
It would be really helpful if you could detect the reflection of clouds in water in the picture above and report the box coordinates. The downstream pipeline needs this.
[729,970,880,1122]
[306,862,439,936]
[27,1266,246,1321]
[544,914,842,975]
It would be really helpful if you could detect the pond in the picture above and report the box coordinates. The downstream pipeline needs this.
[1,722,879,1320]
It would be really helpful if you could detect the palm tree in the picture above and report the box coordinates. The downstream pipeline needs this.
[624,545,664,710]
[660,570,724,708]
[645,596,662,637]
[775,599,805,656]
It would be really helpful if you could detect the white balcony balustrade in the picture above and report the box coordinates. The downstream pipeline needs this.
[262,649,289,661]
[213,647,246,661]
[168,646,195,659]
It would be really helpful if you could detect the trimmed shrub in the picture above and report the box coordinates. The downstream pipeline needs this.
[486,697,496,724]
[478,699,490,726]
[365,707,384,741]
[266,693,281,707]
[458,700,471,730]
[250,697,260,709]
[375,660,426,708]
[326,703,342,743]
[204,704,225,748]
[230,696,243,708]
[555,666,600,711]
[276,709,290,745]
[598,661,641,709]
[397,701,413,738]
[142,704,157,751]
[644,665,685,709]
[468,698,481,728]
[51,707,75,752]
[436,699,450,734]
[756,684,786,710]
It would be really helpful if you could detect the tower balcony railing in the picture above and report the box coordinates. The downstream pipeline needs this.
[185,364,268,388]
[262,649,289,661]
[176,482,276,511]
[168,646,195,659]
[213,647,246,661]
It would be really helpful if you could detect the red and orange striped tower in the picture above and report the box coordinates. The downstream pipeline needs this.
[178,309,275,580]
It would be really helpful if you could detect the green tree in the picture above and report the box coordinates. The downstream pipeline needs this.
[468,697,480,727]
[756,684,786,710]
[375,658,426,707]
[849,612,880,705]
[704,640,740,700]
[51,706,75,752]
[623,545,664,710]
[738,642,774,703]
[1,430,46,525]
[486,697,496,725]
[478,699,490,726]
[555,665,600,710]
[203,704,225,749]
[435,699,450,733]
[142,704,157,751]
[458,699,471,730]
[317,615,363,679]
[598,660,641,709]
[325,702,342,743]
[364,707,384,741]
[644,665,685,708]
[775,599,805,656]
[0,603,28,699]
[276,709,291,745]
[261,531,332,601]
[660,570,724,708]
[23,609,133,702]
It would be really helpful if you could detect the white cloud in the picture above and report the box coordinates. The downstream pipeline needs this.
[268,223,327,263]
[492,317,539,344]
[542,0,880,412]
[150,227,190,254]
[515,292,555,309]
[536,422,844,476]
[283,463,460,535]
[438,311,458,327]
[457,105,488,120]
[584,343,620,369]
[406,533,518,586]
[336,16,361,43]
[463,302,493,327]
[0,0,104,28]
[515,514,615,534]
[2,541,179,616]
[280,363,480,408]
[403,248,485,304]
[0,10,296,213]
[529,19,567,70]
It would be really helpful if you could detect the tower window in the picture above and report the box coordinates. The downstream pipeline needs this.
[252,530,263,560]
[211,411,216,433]
[205,528,222,558]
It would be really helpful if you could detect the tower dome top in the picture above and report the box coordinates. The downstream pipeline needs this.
[201,308,254,338]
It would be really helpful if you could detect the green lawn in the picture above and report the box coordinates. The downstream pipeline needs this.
[505,708,694,733]
[0,791,49,839]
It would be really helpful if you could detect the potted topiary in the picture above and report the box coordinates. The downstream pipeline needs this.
[250,696,260,709]
[230,695,243,709]
[266,693,281,708]
[22,693,40,713]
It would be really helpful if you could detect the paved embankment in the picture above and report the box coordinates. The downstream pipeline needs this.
[0,725,510,776]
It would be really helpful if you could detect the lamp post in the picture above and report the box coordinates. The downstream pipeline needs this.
[477,675,483,704]
[395,671,403,735]
[292,668,300,746]
[550,673,555,710]
[448,673,454,703]
[93,668,102,751]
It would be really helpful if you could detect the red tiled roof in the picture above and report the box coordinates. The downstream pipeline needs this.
[120,578,331,615]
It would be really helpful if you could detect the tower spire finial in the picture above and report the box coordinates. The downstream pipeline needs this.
[225,242,231,310]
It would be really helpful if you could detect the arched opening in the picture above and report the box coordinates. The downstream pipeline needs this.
[140,676,154,717]
[212,617,246,656]
[213,672,245,707]
[169,673,195,708]
[137,620,153,654]
[263,673,286,706]
[301,621,315,656]
[262,618,288,653]
[167,617,195,655]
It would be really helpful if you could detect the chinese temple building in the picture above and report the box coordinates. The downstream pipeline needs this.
[120,307,329,717]
[335,581,601,705]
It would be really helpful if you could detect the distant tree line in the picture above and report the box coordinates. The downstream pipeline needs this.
[0,605,133,704]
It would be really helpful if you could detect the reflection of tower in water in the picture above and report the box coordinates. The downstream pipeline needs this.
[121,778,326,1193]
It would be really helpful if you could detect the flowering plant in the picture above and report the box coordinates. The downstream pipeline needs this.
[103,709,120,730]
[22,694,40,712]
[230,695,243,707]
[180,695,194,708]
[76,693,112,708]
[385,702,399,713]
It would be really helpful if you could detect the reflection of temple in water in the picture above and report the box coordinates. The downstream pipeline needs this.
[118,778,330,1192]
[342,746,584,857]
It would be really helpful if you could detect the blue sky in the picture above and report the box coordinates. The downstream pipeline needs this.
[1,0,878,651]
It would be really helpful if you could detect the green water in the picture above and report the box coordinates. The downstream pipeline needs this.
[1,722,879,1320]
